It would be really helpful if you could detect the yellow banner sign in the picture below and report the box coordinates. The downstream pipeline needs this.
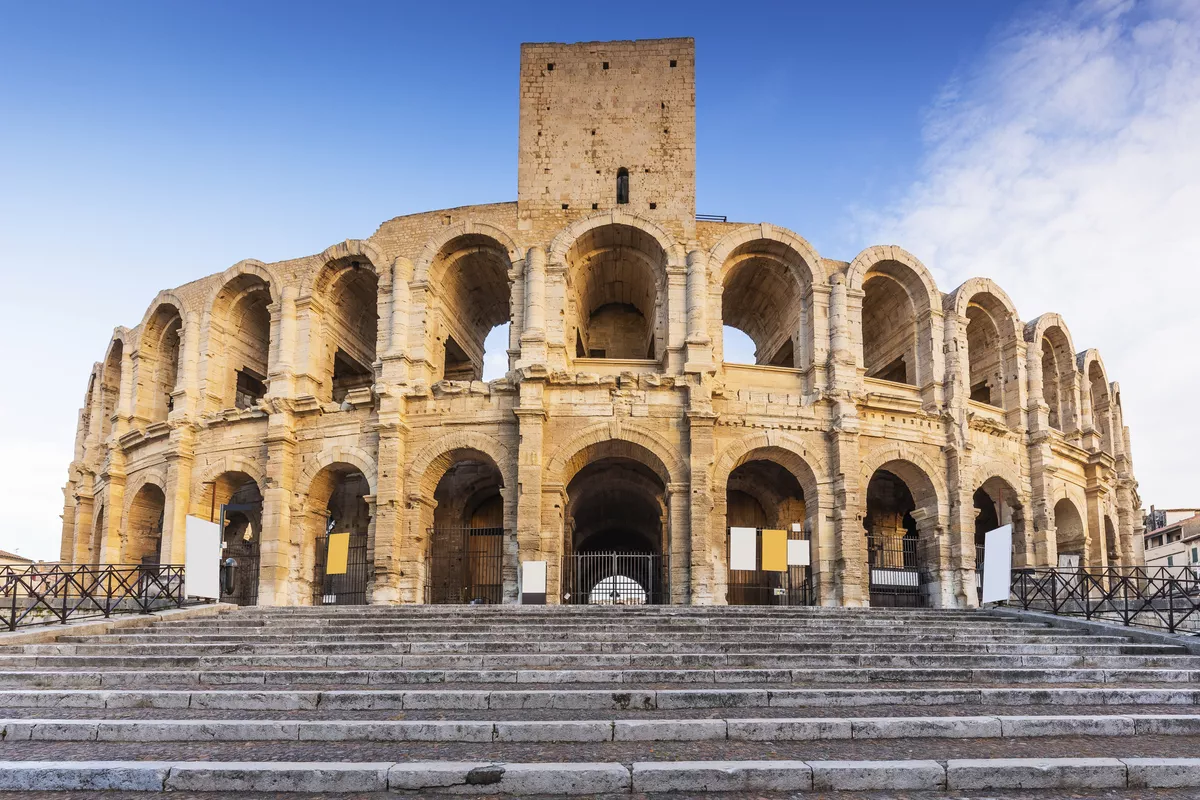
[762,529,788,572]
[326,532,350,575]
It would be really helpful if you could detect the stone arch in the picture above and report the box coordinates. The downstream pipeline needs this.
[123,472,167,564]
[203,260,280,316]
[122,469,166,519]
[298,445,378,499]
[138,290,191,331]
[97,330,131,443]
[859,443,947,515]
[306,243,383,403]
[847,246,942,390]
[1025,313,1079,433]
[710,224,827,371]
[711,432,829,508]
[196,454,267,491]
[137,298,185,423]
[945,278,1023,411]
[407,430,514,499]
[709,223,828,286]
[547,422,686,488]
[1078,348,1114,452]
[549,209,684,266]
[418,228,518,382]
[203,261,276,411]
[1052,494,1087,562]
[970,465,1032,568]
[307,240,387,295]
[413,221,524,285]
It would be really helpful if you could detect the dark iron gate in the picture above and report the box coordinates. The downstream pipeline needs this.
[425,527,505,604]
[726,528,813,606]
[219,502,260,607]
[563,553,668,605]
[313,532,369,605]
[867,532,924,607]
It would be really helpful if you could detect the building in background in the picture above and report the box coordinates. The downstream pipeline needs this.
[0,550,35,568]
[1143,509,1200,570]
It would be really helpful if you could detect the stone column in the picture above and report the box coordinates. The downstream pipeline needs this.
[665,482,690,604]
[71,491,95,565]
[371,411,406,604]
[520,247,548,366]
[683,250,711,374]
[159,428,195,565]
[827,271,866,606]
[687,411,715,604]
[267,287,298,399]
[515,381,548,601]
[913,508,954,608]
[257,412,297,606]
[399,494,435,604]
[665,262,688,372]
[541,484,567,602]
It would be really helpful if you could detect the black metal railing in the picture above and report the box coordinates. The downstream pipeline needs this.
[1011,566,1200,634]
[425,527,505,604]
[867,533,924,607]
[696,213,728,222]
[563,552,669,605]
[1,563,192,631]
[313,532,369,606]
[975,543,986,602]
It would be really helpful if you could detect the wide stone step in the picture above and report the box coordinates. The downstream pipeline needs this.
[1,666,1194,688]
[4,685,1199,711]
[0,652,1193,670]
[3,756,1200,793]
[7,713,1200,743]
[20,641,1172,658]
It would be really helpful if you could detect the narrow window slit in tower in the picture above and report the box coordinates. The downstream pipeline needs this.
[616,167,629,205]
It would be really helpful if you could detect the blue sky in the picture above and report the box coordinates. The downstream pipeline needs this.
[3,0,1197,560]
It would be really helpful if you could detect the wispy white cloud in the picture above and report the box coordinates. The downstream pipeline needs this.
[862,0,1200,507]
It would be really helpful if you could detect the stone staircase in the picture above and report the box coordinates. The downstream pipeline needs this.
[4,605,1200,795]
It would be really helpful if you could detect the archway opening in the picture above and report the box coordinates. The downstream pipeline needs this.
[719,240,807,368]
[211,274,271,411]
[864,468,925,607]
[965,300,1002,406]
[305,464,371,605]
[432,234,512,381]
[566,224,662,361]
[1088,361,1112,452]
[862,272,916,385]
[1053,498,1086,566]
[1039,326,1074,433]
[197,472,263,606]
[725,459,809,605]
[564,454,667,604]
[972,476,1027,576]
[317,260,378,404]
[143,305,183,423]
[90,506,106,566]
[426,451,505,604]
[1105,515,1119,565]
[125,484,165,565]
[99,341,123,442]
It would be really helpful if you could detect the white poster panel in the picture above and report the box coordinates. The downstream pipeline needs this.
[521,560,547,594]
[981,523,1013,604]
[787,539,811,567]
[729,527,757,572]
[184,516,221,600]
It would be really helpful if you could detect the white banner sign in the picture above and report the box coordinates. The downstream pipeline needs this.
[981,523,1013,604]
[787,539,811,567]
[184,516,221,600]
[521,560,547,594]
[729,527,757,571]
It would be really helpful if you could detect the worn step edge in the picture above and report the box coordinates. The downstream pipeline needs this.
[3,758,1200,792]
[4,714,1200,742]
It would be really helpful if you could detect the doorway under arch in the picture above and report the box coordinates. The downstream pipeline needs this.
[725,459,811,605]
[425,451,506,604]
[563,453,668,605]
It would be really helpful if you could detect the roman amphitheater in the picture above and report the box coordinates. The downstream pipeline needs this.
[57,38,1142,610]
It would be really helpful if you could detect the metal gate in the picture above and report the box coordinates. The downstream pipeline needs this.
[726,528,813,606]
[867,532,924,607]
[313,532,369,605]
[425,527,505,604]
[563,553,668,605]
[219,502,260,607]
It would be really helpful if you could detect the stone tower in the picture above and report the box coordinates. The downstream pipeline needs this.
[516,38,696,239]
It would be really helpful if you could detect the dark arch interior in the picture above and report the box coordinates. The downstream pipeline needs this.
[428,457,505,604]
[567,457,665,555]
[725,458,808,606]
[864,469,918,570]
[974,487,1000,544]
